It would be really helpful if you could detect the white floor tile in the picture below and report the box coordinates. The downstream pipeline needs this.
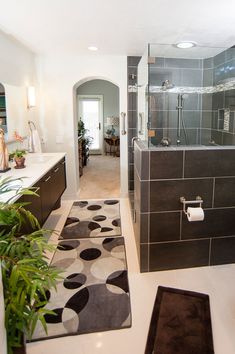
[27,197,235,354]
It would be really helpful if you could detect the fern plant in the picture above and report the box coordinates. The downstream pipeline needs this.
[0,177,61,354]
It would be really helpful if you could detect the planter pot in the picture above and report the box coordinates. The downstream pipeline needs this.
[13,344,26,354]
[14,157,25,169]
[12,336,26,354]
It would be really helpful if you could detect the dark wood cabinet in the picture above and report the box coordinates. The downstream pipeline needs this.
[22,181,43,225]
[17,157,67,226]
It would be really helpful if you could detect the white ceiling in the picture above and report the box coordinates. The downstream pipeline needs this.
[0,0,235,56]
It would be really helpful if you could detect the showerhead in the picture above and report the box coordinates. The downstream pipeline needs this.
[161,80,174,91]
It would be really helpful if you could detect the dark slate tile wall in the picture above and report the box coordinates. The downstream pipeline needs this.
[127,56,141,195]
[204,46,235,145]
[134,142,235,272]
[148,47,235,147]
[149,57,203,146]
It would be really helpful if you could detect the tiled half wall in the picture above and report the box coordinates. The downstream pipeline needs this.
[134,141,235,272]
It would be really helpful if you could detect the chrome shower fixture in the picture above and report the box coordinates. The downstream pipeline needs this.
[161,80,174,91]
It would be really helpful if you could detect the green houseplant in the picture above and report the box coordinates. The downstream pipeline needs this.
[0,177,61,354]
[78,118,93,166]
[9,150,26,169]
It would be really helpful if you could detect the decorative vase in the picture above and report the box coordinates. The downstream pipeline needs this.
[14,157,25,169]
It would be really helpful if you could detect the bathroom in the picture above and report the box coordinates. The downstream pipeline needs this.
[129,43,235,272]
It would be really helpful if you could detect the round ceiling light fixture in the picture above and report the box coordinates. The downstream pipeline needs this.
[174,41,197,49]
[88,46,98,51]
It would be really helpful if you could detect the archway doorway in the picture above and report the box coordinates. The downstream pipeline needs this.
[74,78,120,199]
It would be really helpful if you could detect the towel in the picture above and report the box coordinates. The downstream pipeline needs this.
[32,129,42,153]
[28,129,42,153]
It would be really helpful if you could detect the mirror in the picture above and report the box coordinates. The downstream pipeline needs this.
[0,83,7,134]
[1,83,31,143]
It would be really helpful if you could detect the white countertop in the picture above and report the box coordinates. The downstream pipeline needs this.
[0,152,66,203]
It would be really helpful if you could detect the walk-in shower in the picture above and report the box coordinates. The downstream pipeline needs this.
[137,43,235,147]
[133,43,235,273]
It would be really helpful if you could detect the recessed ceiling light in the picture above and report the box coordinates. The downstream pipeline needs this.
[88,46,98,51]
[174,41,197,49]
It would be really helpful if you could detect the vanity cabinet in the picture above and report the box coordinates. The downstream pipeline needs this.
[18,157,66,226]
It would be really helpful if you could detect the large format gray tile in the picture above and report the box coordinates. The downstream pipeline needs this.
[141,151,149,180]
[225,47,235,62]
[213,50,226,67]
[203,68,213,86]
[202,93,212,111]
[140,244,149,272]
[184,149,235,177]
[183,111,201,128]
[149,93,165,111]
[225,89,235,111]
[203,57,213,69]
[140,213,149,243]
[181,208,235,239]
[211,236,235,265]
[150,211,181,242]
[202,112,212,128]
[165,58,200,69]
[181,68,202,87]
[212,92,224,110]
[149,239,210,271]
[127,56,141,66]
[150,150,183,179]
[214,177,235,207]
[128,92,137,111]
[128,110,137,129]
[150,178,213,212]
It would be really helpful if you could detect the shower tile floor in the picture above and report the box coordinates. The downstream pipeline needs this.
[27,198,235,354]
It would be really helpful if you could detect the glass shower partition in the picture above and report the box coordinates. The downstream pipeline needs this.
[137,46,149,143]
[138,43,235,148]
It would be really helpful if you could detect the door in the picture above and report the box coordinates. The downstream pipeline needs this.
[78,95,103,154]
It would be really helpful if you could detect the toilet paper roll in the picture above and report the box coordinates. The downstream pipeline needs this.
[187,207,204,222]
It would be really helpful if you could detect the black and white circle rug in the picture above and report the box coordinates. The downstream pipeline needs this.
[31,237,131,341]
[59,199,121,240]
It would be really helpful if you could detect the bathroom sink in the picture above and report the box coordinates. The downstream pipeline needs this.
[29,155,52,164]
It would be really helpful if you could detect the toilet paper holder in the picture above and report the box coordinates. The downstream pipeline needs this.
[180,196,203,215]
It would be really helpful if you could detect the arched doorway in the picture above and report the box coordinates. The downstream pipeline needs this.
[73,78,120,199]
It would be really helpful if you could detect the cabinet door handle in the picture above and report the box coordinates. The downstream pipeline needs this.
[44,175,51,182]
[62,160,65,165]
[54,167,59,173]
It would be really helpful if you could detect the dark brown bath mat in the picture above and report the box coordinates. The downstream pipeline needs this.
[145,286,214,354]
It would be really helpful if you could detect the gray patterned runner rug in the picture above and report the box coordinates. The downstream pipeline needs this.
[31,236,131,341]
[59,199,121,239]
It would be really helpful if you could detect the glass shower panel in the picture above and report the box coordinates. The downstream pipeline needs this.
[145,43,235,147]
[137,46,149,143]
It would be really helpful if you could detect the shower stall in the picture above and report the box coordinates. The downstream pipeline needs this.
[137,43,235,147]
[133,43,235,272]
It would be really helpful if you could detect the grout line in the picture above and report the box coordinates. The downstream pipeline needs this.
[147,206,235,213]
[140,175,235,182]
[182,150,185,178]
[208,238,212,265]
[140,234,235,245]
[212,178,215,208]
[147,151,151,272]
[179,211,182,240]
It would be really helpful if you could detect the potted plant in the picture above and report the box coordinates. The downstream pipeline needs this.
[10,132,26,169]
[78,118,93,166]
[9,149,26,169]
[0,177,61,354]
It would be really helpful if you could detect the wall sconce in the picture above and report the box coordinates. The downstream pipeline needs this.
[27,86,36,108]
